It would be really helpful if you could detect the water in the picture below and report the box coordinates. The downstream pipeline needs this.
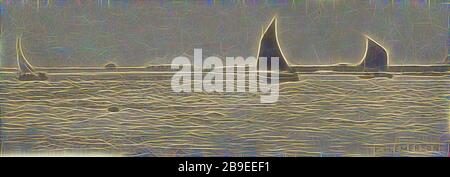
[0,73,448,156]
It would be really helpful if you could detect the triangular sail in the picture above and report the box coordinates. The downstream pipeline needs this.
[257,17,291,72]
[16,35,35,74]
[358,36,388,71]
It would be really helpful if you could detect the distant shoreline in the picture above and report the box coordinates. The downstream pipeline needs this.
[0,64,448,74]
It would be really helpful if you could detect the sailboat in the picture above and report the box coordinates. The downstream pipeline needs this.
[16,35,47,81]
[256,17,299,82]
[357,36,393,79]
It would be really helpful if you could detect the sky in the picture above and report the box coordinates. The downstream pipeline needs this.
[0,0,448,67]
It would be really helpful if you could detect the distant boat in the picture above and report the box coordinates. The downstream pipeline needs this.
[16,35,47,81]
[358,73,393,79]
[357,36,389,71]
[256,17,299,82]
[257,17,291,72]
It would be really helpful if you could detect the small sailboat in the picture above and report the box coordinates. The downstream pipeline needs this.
[357,36,393,79]
[16,35,47,81]
[256,17,299,82]
[358,36,389,72]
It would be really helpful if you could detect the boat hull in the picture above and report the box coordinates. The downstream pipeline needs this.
[18,72,48,81]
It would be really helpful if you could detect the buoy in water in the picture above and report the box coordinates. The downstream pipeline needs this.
[108,106,120,112]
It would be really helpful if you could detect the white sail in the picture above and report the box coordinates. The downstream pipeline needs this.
[16,35,35,74]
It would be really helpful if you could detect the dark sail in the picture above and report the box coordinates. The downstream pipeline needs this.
[359,36,388,71]
[16,35,36,74]
[257,17,291,72]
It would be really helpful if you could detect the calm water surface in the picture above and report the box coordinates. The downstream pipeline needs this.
[0,74,448,156]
